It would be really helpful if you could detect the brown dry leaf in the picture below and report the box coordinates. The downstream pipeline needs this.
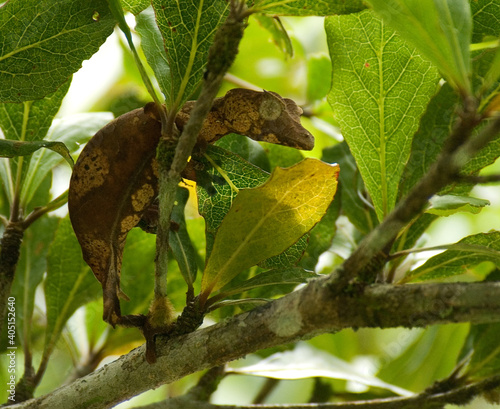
[68,102,162,326]
[175,88,315,150]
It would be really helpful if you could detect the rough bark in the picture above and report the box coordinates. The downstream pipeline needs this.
[9,280,500,409]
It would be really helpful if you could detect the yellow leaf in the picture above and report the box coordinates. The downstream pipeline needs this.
[200,158,339,305]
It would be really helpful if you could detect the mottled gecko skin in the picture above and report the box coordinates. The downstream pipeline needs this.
[175,89,315,150]
[68,88,314,333]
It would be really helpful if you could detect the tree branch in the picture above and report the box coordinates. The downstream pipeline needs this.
[338,100,499,286]
[10,280,500,409]
[132,375,500,409]
[0,221,24,335]
[148,0,248,358]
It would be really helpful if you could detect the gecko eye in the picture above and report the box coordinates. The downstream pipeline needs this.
[259,93,284,121]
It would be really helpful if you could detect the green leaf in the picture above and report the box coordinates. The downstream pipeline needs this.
[263,142,303,170]
[480,47,500,100]
[398,84,459,199]
[0,80,71,204]
[365,0,472,94]
[135,7,171,101]
[85,299,109,352]
[44,217,101,360]
[463,323,500,380]
[228,342,412,396]
[200,158,339,302]
[0,139,73,166]
[253,0,366,16]
[323,141,378,235]
[258,235,309,269]
[119,227,156,316]
[404,231,500,282]
[378,326,469,391]
[426,195,490,216]
[107,0,133,41]
[20,112,113,210]
[307,53,332,102]
[471,0,500,43]
[121,0,150,15]
[0,0,114,103]
[151,0,229,109]
[11,216,59,348]
[253,14,293,57]
[0,80,71,143]
[217,267,317,299]
[395,48,500,252]
[196,145,270,253]
[169,186,199,288]
[326,10,440,221]
[300,198,341,271]
[210,298,270,312]
[215,133,270,171]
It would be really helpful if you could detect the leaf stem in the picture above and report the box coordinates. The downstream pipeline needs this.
[22,191,68,229]
[203,152,240,194]
[389,243,454,260]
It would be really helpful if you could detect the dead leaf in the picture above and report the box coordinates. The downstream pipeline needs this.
[176,89,314,150]
[68,102,162,326]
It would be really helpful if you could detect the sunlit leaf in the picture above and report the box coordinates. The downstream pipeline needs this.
[200,158,339,303]
[300,198,341,270]
[0,0,114,102]
[326,10,440,221]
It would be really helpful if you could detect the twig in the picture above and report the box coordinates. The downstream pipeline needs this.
[148,0,249,360]
[132,374,500,409]
[335,100,499,287]
[0,221,23,337]
[154,0,248,298]
[8,280,500,409]
[459,174,500,184]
